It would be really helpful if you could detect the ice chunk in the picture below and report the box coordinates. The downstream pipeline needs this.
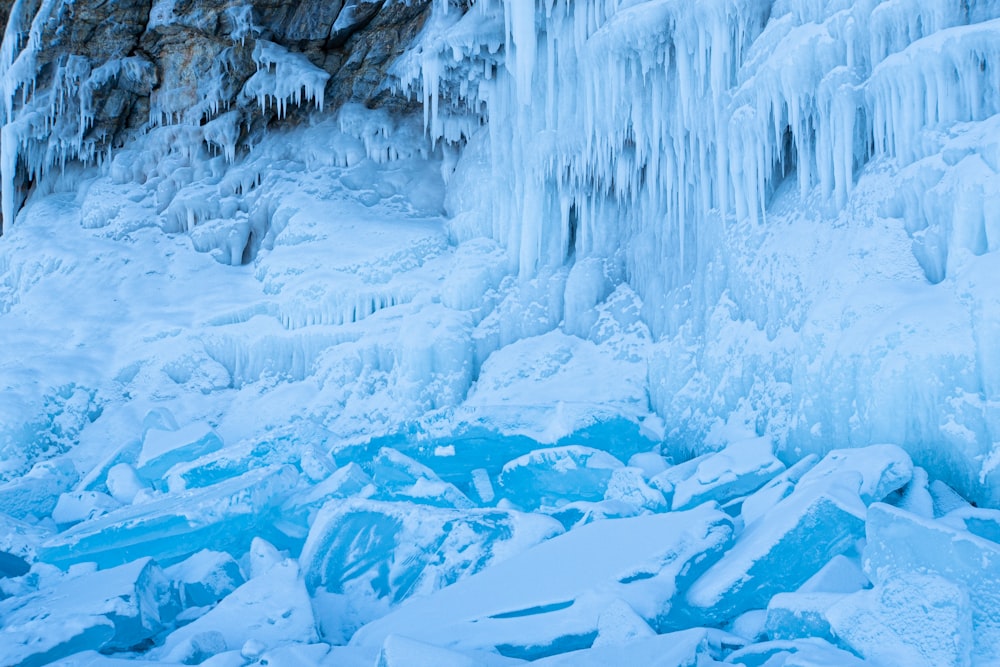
[685,476,866,622]
[929,479,971,516]
[470,467,496,504]
[728,610,767,643]
[498,445,624,510]
[0,457,79,520]
[627,451,669,478]
[52,490,121,528]
[864,502,1000,662]
[105,463,147,505]
[764,592,842,642]
[741,455,818,527]
[648,452,714,502]
[0,512,50,569]
[282,461,374,528]
[156,559,317,662]
[165,550,245,608]
[301,498,563,606]
[376,635,526,667]
[796,554,869,595]
[827,573,972,667]
[38,465,299,569]
[796,444,913,504]
[603,467,668,512]
[351,507,735,659]
[726,638,869,667]
[893,465,934,518]
[137,422,224,482]
[530,627,745,666]
[370,447,474,509]
[0,558,179,665]
[591,599,656,647]
[671,438,784,511]
[247,537,282,578]
[940,506,1000,544]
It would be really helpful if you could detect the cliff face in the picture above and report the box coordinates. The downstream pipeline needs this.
[0,0,437,228]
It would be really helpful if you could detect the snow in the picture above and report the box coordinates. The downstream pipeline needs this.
[0,0,999,664]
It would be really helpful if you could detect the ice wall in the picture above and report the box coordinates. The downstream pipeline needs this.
[407,0,1000,503]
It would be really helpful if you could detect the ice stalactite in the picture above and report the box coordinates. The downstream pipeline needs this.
[407,0,1000,330]
[400,0,1000,501]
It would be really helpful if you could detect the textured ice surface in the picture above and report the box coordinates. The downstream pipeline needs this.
[0,558,178,666]
[375,635,525,667]
[726,638,870,667]
[864,502,1000,662]
[351,507,734,659]
[137,423,224,482]
[670,438,784,511]
[154,559,316,662]
[165,549,245,608]
[827,573,972,667]
[300,497,562,604]
[497,445,624,510]
[38,465,299,569]
[530,627,745,666]
[795,445,913,504]
[685,477,867,621]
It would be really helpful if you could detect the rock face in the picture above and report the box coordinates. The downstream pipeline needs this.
[0,0,436,228]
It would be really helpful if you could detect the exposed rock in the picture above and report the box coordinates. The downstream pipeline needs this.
[0,0,438,228]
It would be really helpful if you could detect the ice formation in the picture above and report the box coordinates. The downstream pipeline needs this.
[1,0,1000,664]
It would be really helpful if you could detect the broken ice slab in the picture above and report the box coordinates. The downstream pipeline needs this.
[136,422,223,482]
[52,490,121,529]
[282,461,374,529]
[300,498,563,605]
[939,505,1000,543]
[350,507,735,660]
[155,559,317,663]
[827,572,972,667]
[0,457,78,520]
[685,476,866,622]
[530,627,745,666]
[764,593,842,642]
[165,549,245,608]
[376,635,527,667]
[497,445,624,510]
[864,502,1000,663]
[670,438,785,511]
[38,465,299,570]
[646,451,715,505]
[887,465,934,518]
[929,479,971,516]
[796,554,869,594]
[726,638,868,667]
[369,447,475,509]
[591,598,656,647]
[0,512,49,576]
[796,444,913,504]
[0,557,179,666]
[740,455,818,527]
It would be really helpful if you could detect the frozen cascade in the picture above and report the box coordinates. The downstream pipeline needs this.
[400,0,1000,503]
